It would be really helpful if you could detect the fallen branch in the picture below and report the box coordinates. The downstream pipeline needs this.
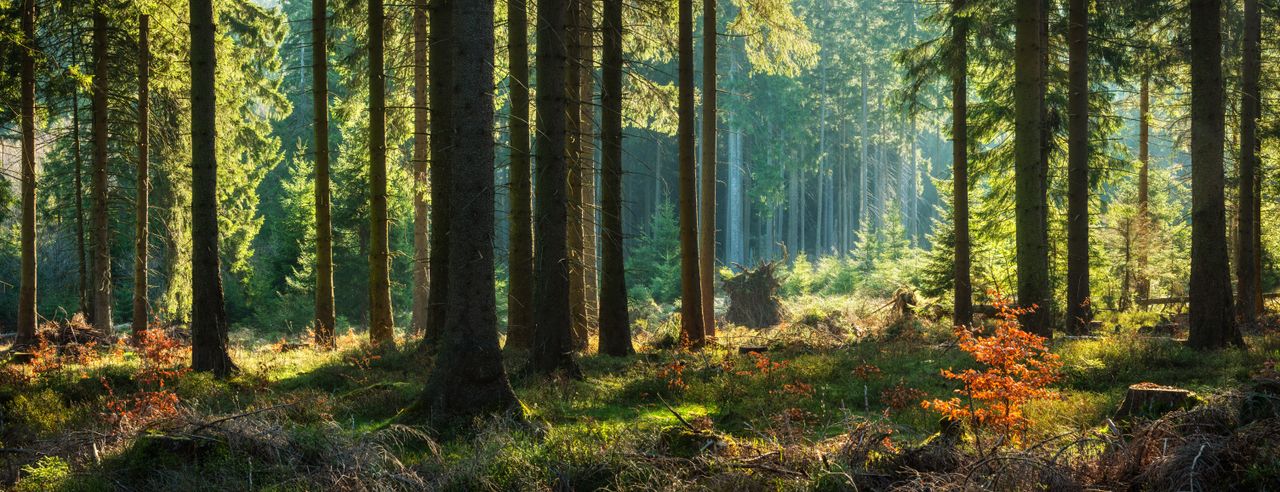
[658,395,697,432]
[190,403,296,434]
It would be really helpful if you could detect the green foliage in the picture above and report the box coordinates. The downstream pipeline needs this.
[626,203,682,305]
[6,389,70,437]
[16,457,72,492]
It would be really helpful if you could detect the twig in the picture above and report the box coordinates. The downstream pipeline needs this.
[658,395,697,432]
[191,403,296,434]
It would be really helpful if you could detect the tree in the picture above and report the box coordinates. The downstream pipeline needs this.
[191,0,237,377]
[597,0,632,357]
[505,0,534,350]
[16,0,37,347]
[409,0,521,424]
[1014,0,1050,337]
[313,0,337,349]
[410,0,430,338]
[1186,0,1241,350]
[699,0,717,339]
[1235,0,1260,330]
[567,0,588,350]
[1065,0,1090,335]
[1135,71,1150,301]
[532,0,582,376]
[951,0,972,329]
[133,14,151,336]
[426,0,453,345]
[91,6,113,335]
[367,0,395,346]
[678,0,705,348]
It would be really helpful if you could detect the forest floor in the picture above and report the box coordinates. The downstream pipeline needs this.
[3,297,1280,490]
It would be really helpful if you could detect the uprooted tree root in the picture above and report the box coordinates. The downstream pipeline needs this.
[724,261,787,329]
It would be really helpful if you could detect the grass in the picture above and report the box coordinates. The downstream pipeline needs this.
[3,297,1278,490]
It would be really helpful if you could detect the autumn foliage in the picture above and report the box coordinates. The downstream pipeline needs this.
[102,328,189,427]
[923,294,1062,444]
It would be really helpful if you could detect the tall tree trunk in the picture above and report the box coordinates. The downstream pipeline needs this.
[91,7,113,335]
[133,15,151,336]
[411,0,430,339]
[368,0,395,346]
[532,0,582,375]
[1235,0,1260,330]
[787,161,799,254]
[313,0,337,349]
[411,0,522,423]
[566,0,588,349]
[699,0,717,339]
[17,0,37,346]
[598,0,632,356]
[1135,72,1150,301]
[581,2,599,336]
[951,0,972,329]
[858,64,868,236]
[75,88,88,321]
[190,0,236,377]
[1065,0,1090,335]
[426,0,453,346]
[678,0,705,347]
[506,0,535,350]
[1014,0,1051,337]
[1187,0,1242,349]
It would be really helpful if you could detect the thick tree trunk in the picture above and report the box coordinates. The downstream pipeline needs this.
[367,0,395,346]
[17,0,37,346]
[1135,72,1150,301]
[566,0,588,350]
[411,0,521,424]
[1065,0,1090,335]
[506,0,535,350]
[1187,0,1242,349]
[1235,0,1260,330]
[699,0,717,339]
[1014,0,1051,337]
[411,0,430,340]
[951,0,972,329]
[91,7,113,335]
[581,3,599,337]
[190,0,236,377]
[133,15,151,336]
[532,0,582,375]
[313,0,337,349]
[678,0,705,348]
[426,0,453,346]
[598,0,632,357]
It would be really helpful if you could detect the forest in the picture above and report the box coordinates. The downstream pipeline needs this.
[2,0,1280,489]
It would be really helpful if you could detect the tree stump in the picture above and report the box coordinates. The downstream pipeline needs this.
[723,261,786,329]
[1114,382,1194,419]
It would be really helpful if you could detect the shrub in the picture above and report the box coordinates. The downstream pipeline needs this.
[16,456,71,492]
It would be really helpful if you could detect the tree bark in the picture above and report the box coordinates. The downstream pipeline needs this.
[1135,72,1150,301]
[580,1,599,338]
[313,0,337,349]
[75,87,88,321]
[425,0,453,346]
[598,0,632,357]
[567,0,588,350]
[190,0,236,377]
[367,0,395,346]
[1014,0,1051,337]
[410,0,430,340]
[532,0,582,376]
[133,15,151,336]
[951,0,972,329]
[1235,0,1260,330]
[1187,0,1242,349]
[699,0,717,339]
[858,64,868,236]
[1065,0,1090,335]
[411,0,521,424]
[678,0,705,348]
[17,0,37,346]
[91,6,113,335]
[506,0,535,350]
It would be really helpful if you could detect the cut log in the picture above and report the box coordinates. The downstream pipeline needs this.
[723,261,786,329]
[738,345,767,354]
[1114,382,1194,419]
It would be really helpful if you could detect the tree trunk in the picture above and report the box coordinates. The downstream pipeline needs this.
[532,0,582,376]
[411,0,521,424]
[581,2,599,338]
[787,161,798,254]
[598,0,632,356]
[411,0,431,340]
[91,7,113,335]
[17,0,37,346]
[1187,0,1242,349]
[1135,72,1150,301]
[858,64,868,237]
[1065,0,1090,335]
[190,0,236,377]
[506,0,535,350]
[75,87,88,321]
[313,0,337,349]
[133,15,151,336]
[699,0,717,339]
[368,0,395,346]
[1015,0,1051,337]
[426,0,453,346]
[951,0,972,329]
[678,0,705,348]
[1235,0,1260,330]
[566,0,588,350]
